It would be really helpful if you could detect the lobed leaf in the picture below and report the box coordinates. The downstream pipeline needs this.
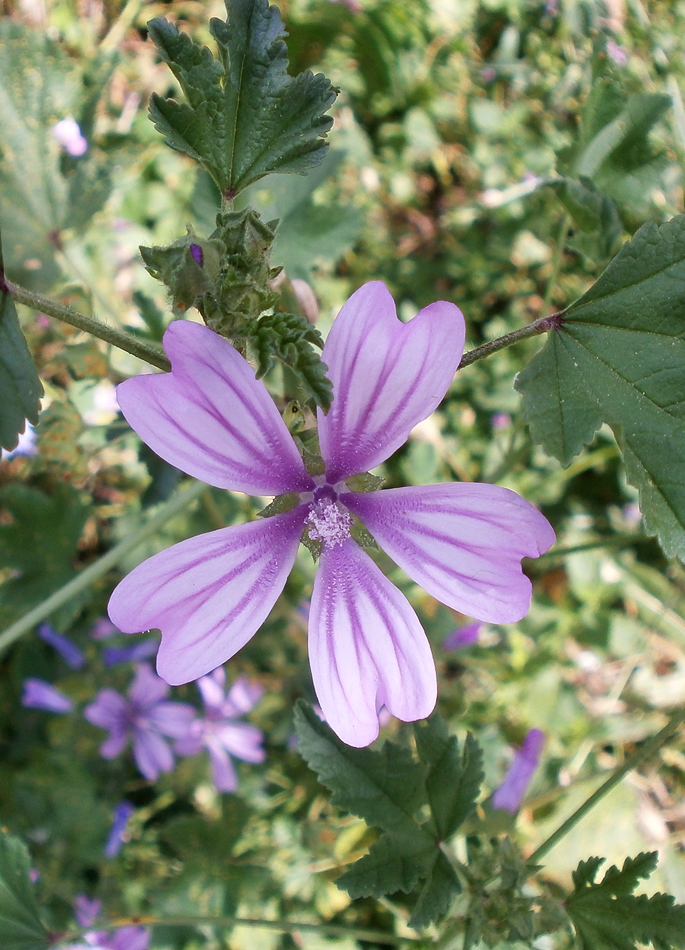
[148,0,336,196]
[0,830,49,950]
[0,282,43,453]
[567,853,685,950]
[293,702,427,835]
[516,214,685,560]
[337,832,435,899]
[413,718,483,841]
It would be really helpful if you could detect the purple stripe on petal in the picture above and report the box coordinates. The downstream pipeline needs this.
[309,539,437,747]
[109,508,306,685]
[37,624,86,669]
[22,678,74,713]
[344,483,555,624]
[317,282,465,483]
[116,321,313,495]
[492,729,545,813]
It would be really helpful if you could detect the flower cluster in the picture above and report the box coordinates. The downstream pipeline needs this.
[108,281,554,747]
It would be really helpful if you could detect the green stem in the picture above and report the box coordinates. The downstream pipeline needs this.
[0,480,205,656]
[459,312,561,369]
[528,706,685,866]
[54,914,418,947]
[6,280,170,372]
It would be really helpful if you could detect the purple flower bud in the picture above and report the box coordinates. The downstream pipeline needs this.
[104,801,135,858]
[492,728,545,813]
[102,639,158,667]
[37,623,86,669]
[22,678,74,713]
[443,622,481,650]
[91,618,120,640]
[189,243,204,267]
[607,39,628,66]
[74,895,101,928]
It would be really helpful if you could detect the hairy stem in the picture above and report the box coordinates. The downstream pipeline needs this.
[528,706,685,865]
[54,914,420,947]
[0,480,205,655]
[459,312,562,369]
[5,280,170,372]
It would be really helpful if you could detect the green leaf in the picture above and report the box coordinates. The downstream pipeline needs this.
[413,718,483,840]
[0,830,49,950]
[293,701,427,834]
[148,0,337,197]
[0,264,43,452]
[0,21,113,289]
[0,483,92,628]
[516,214,685,559]
[566,852,685,949]
[408,851,460,931]
[337,832,435,899]
[547,177,622,261]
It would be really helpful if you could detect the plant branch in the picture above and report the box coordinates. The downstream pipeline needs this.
[459,312,562,369]
[53,914,419,947]
[5,279,170,371]
[0,480,205,655]
[527,706,685,865]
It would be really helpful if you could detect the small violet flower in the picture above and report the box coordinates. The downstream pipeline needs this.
[175,668,265,792]
[67,895,149,950]
[108,282,555,747]
[52,117,88,157]
[84,664,195,780]
[104,801,135,858]
[37,623,86,669]
[442,622,481,651]
[22,678,74,713]
[492,728,545,813]
[102,639,159,667]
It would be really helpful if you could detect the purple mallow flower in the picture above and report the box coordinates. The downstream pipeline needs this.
[442,622,481,650]
[175,668,265,792]
[492,728,545,813]
[37,623,86,669]
[84,664,195,780]
[22,678,74,713]
[108,281,554,747]
[104,801,135,858]
[66,895,150,950]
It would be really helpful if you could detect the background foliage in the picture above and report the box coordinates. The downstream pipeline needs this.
[2,0,685,947]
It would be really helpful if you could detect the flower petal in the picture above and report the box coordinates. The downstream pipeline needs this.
[212,722,265,763]
[84,689,129,731]
[147,701,196,738]
[116,321,313,495]
[318,282,465,482]
[205,739,238,792]
[132,727,174,780]
[309,539,437,747]
[344,484,555,623]
[109,508,307,685]
[128,663,169,708]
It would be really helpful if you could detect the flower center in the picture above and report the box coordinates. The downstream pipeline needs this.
[305,486,353,549]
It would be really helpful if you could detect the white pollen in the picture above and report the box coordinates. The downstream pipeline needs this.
[306,500,353,548]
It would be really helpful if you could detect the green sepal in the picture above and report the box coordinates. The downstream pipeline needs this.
[349,518,379,551]
[344,472,386,493]
[140,233,225,315]
[256,492,301,518]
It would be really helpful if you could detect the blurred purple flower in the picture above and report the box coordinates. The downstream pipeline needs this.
[91,618,120,640]
[74,896,102,928]
[108,282,554,748]
[2,422,37,460]
[175,668,265,792]
[491,412,511,431]
[84,664,195,781]
[102,639,158,667]
[607,39,628,66]
[22,678,73,713]
[104,801,135,859]
[52,117,88,156]
[492,728,545,813]
[37,623,86,669]
[442,622,481,650]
